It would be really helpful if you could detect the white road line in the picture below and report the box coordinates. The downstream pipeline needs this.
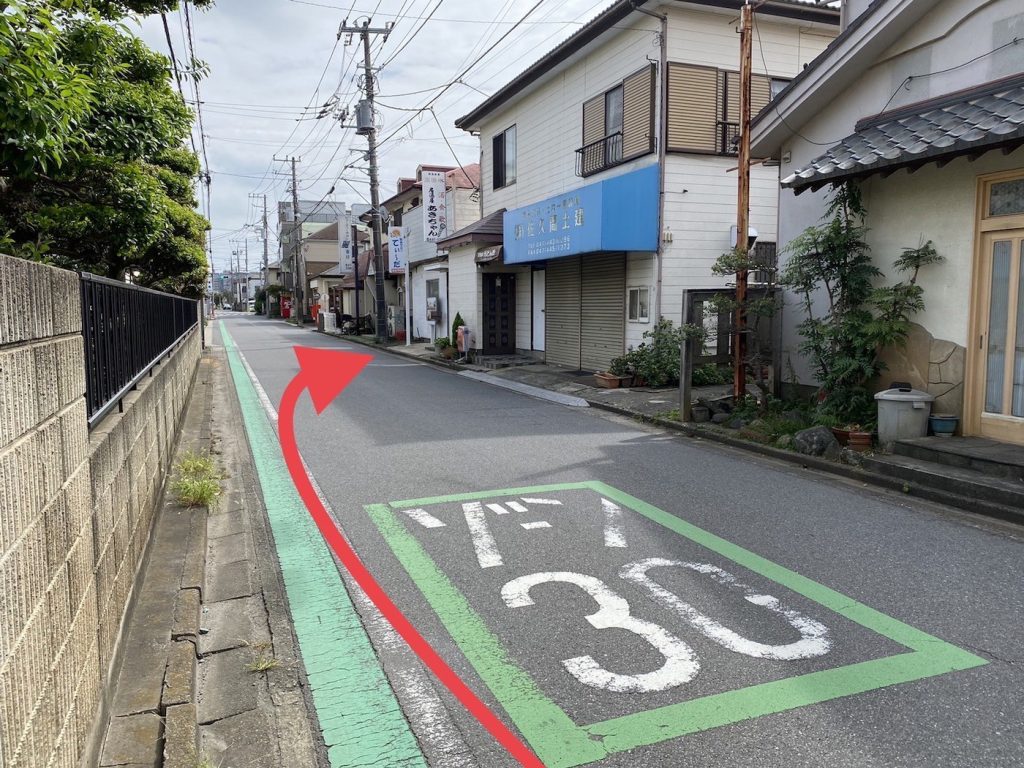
[521,498,563,505]
[520,521,551,530]
[602,497,627,548]
[462,501,503,568]
[402,508,447,528]
[506,501,528,513]
[486,502,511,515]
[620,558,831,661]
[227,329,475,767]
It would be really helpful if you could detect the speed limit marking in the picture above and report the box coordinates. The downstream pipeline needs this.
[366,481,985,768]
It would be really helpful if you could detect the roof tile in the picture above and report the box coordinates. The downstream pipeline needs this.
[783,79,1024,190]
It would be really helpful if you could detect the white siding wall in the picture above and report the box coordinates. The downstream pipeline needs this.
[625,252,656,350]
[478,14,662,215]
[660,158,781,325]
[452,187,481,231]
[664,6,832,73]
[446,246,479,345]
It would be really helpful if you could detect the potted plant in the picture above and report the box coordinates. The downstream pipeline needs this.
[596,355,635,388]
[434,336,455,359]
[928,413,959,437]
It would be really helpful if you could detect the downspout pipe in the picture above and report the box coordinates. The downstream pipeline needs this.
[631,2,668,323]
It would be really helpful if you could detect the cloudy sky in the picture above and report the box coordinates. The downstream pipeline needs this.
[132,0,615,274]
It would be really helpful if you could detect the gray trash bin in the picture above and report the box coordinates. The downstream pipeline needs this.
[874,387,935,447]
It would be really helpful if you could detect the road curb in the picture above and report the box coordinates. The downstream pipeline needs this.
[314,323,1017,526]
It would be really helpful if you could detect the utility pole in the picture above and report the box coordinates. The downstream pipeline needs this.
[244,239,249,306]
[732,0,753,399]
[251,192,270,315]
[274,156,303,325]
[341,17,392,342]
[262,195,269,313]
[290,157,303,326]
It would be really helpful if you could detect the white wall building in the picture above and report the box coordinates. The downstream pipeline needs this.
[452,0,837,369]
[380,164,481,341]
[751,0,1024,445]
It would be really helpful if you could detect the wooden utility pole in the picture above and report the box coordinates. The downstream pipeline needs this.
[341,18,392,342]
[289,157,304,326]
[733,0,753,398]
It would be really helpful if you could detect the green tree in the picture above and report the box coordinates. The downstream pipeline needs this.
[0,0,212,296]
[781,183,942,426]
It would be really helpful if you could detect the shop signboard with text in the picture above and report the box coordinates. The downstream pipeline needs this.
[503,164,660,264]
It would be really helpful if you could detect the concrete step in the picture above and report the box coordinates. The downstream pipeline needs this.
[860,452,1024,525]
[893,436,1024,482]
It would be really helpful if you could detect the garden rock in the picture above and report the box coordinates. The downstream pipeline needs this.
[727,418,747,430]
[793,426,840,458]
[691,405,711,423]
[775,434,794,450]
[711,413,732,425]
[841,448,864,466]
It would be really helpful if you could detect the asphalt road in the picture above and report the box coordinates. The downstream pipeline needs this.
[221,315,1024,768]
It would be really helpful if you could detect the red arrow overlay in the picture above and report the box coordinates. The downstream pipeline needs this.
[278,346,545,768]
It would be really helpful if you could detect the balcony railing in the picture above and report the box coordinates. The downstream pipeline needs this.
[718,121,740,155]
[80,273,199,428]
[575,132,623,177]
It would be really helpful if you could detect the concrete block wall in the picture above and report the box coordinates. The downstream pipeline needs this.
[0,254,201,768]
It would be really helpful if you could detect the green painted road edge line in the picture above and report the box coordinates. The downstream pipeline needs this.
[370,481,988,768]
[220,324,427,768]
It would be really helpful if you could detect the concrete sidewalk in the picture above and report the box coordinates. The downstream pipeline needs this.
[97,346,327,768]
[324,328,1023,529]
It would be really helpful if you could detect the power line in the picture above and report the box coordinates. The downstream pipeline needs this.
[376,0,547,150]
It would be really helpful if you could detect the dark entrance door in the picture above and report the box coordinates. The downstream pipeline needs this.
[483,273,516,355]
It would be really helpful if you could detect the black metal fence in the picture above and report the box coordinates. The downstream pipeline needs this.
[80,273,199,428]
[575,132,623,177]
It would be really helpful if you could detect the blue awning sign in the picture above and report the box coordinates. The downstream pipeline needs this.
[502,164,660,264]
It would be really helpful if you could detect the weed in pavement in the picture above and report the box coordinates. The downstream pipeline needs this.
[171,450,221,508]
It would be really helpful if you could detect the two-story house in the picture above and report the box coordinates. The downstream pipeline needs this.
[751,0,1024,445]
[448,0,837,369]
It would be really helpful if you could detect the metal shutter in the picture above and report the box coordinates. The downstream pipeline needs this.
[582,95,605,147]
[667,63,718,152]
[581,95,606,176]
[751,74,772,118]
[724,70,740,123]
[545,257,582,369]
[581,253,626,372]
[622,64,655,160]
[724,71,771,122]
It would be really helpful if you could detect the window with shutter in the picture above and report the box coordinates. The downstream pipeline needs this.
[669,64,774,155]
[577,64,656,177]
[667,63,719,153]
[621,63,655,160]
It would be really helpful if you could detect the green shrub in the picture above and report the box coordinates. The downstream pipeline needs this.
[451,312,464,344]
[691,363,730,386]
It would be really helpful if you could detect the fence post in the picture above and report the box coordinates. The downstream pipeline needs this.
[679,289,695,422]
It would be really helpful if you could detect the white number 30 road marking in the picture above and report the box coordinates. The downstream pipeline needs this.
[501,572,699,693]
[500,563,831,693]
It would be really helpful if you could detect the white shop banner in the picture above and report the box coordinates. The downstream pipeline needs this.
[422,170,448,243]
[388,225,409,274]
[338,210,354,272]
